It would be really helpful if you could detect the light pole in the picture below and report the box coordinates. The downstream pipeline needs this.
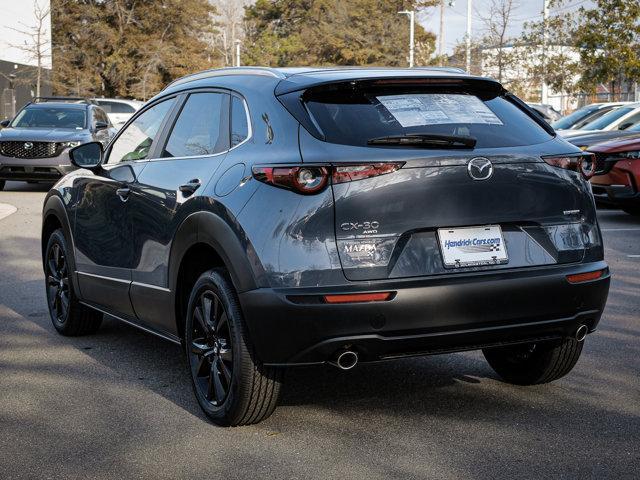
[465,0,472,73]
[235,39,241,67]
[541,0,549,104]
[398,10,415,68]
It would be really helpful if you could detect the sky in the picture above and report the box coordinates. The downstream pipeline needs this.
[418,0,595,55]
[0,0,52,68]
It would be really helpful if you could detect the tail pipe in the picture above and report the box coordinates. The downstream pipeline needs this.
[330,350,359,370]
[575,324,588,342]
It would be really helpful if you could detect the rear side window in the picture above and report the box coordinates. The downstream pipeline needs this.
[230,96,249,147]
[163,92,229,158]
[303,85,553,148]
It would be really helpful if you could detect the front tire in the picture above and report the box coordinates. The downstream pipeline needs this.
[185,269,282,426]
[0,180,5,191]
[45,229,102,335]
[483,337,584,385]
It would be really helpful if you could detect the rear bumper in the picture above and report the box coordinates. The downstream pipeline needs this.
[0,151,75,181]
[239,261,610,365]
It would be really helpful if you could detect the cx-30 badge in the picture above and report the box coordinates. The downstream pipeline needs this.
[467,157,493,181]
[23,142,34,150]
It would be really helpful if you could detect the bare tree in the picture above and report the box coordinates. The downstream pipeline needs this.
[10,1,51,97]
[211,0,251,66]
[477,0,520,83]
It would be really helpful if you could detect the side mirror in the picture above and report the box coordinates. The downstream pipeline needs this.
[0,119,10,128]
[69,141,103,172]
[95,121,109,130]
[618,122,634,130]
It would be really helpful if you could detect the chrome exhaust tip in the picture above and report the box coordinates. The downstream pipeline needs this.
[575,324,588,342]
[331,350,359,370]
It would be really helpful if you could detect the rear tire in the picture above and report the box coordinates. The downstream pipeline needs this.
[0,180,5,191]
[622,207,640,216]
[185,269,282,426]
[45,229,102,335]
[483,338,584,385]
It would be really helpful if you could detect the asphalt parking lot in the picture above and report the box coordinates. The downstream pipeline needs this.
[0,180,638,480]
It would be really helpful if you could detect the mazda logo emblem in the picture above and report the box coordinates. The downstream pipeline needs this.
[23,142,34,150]
[467,157,493,181]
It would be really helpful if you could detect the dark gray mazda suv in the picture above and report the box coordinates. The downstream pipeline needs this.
[41,67,610,426]
[0,98,115,189]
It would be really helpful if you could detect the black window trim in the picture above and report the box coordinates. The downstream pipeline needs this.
[103,94,180,167]
[229,92,252,149]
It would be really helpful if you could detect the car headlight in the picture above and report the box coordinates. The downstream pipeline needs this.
[59,141,81,149]
[621,151,640,159]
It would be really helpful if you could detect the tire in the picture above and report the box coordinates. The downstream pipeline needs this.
[185,269,282,426]
[0,180,5,191]
[622,207,640,216]
[483,338,584,386]
[45,229,102,335]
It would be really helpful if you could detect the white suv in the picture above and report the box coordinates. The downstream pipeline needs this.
[94,98,142,128]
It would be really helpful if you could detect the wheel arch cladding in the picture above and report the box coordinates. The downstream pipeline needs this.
[42,194,80,296]
[170,211,266,339]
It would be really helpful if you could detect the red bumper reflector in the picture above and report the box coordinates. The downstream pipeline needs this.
[323,292,393,304]
[566,269,605,284]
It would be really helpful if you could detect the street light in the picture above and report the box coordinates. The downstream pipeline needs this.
[235,39,241,67]
[398,10,415,68]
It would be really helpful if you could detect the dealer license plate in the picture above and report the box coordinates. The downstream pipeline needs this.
[438,225,508,268]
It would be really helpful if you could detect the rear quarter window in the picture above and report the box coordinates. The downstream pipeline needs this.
[303,85,553,148]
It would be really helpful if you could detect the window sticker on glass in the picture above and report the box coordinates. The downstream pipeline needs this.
[376,94,503,127]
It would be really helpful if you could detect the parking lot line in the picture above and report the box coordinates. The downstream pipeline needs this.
[0,203,17,221]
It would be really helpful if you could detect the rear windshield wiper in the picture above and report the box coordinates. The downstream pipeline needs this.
[367,134,477,149]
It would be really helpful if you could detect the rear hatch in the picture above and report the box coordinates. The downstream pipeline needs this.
[282,76,599,281]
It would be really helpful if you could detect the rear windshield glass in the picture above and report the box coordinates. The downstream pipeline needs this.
[11,107,86,129]
[303,85,553,148]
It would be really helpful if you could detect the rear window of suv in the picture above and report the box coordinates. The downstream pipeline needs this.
[303,84,553,148]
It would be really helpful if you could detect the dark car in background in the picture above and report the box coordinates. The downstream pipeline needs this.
[0,97,116,190]
[41,67,610,426]
[588,136,640,215]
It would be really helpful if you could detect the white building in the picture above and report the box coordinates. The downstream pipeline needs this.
[0,0,52,118]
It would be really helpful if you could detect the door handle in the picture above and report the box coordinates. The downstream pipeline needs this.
[179,179,201,196]
[116,187,130,201]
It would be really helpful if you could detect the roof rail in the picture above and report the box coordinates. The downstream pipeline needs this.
[413,66,467,74]
[166,67,285,89]
[32,96,98,105]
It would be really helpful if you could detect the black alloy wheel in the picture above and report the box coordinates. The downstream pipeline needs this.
[46,242,70,324]
[189,290,234,406]
[185,269,282,426]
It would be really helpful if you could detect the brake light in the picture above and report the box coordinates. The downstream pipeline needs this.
[566,269,605,284]
[252,166,329,194]
[543,153,596,179]
[252,162,403,194]
[323,292,394,304]
[332,163,403,184]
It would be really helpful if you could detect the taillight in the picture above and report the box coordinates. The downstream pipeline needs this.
[252,166,329,194]
[332,163,403,184]
[542,153,596,179]
[252,162,403,194]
